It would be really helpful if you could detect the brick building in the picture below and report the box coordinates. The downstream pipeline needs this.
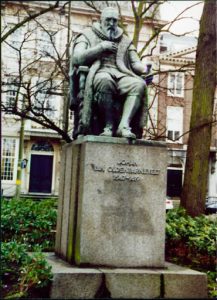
[158,41,217,204]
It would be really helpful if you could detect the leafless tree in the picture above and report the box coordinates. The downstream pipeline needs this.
[3,0,215,149]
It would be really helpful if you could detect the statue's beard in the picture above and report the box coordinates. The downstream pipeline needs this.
[108,28,116,41]
[103,27,117,41]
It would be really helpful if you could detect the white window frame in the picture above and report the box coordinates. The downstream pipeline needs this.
[37,29,56,57]
[1,138,19,182]
[35,91,56,119]
[167,72,184,97]
[7,22,23,47]
[166,106,183,143]
[33,78,58,120]
[2,76,19,114]
[69,110,74,121]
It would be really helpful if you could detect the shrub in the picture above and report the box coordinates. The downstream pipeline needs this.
[1,241,52,299]
[1,198,57,251]
[166,208,217,298]
[1,198,57,298]
[166,207,216,257]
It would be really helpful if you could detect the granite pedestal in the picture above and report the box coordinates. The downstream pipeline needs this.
[55,136,167,267]
[46,253,208,299]
[53,136,208,298]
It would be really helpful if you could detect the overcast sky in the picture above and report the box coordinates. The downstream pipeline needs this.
[160,1,204,36]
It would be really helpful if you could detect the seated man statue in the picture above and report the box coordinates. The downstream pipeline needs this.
[69,6,152,139]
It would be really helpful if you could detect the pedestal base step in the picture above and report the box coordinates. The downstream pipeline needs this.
[46,253,207,299]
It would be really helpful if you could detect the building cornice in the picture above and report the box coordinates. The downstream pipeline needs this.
[160,57,195,66]
[25,129,61,139]
[2,1,167,28]
[159,46,196,64]
[159,45,197,66]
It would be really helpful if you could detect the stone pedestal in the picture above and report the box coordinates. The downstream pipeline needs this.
[53,136,208,298]
[46,253,208,299]
[55,136,167,267]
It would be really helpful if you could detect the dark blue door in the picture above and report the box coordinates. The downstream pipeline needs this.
[29,154,53,193]
[167,169,182,197]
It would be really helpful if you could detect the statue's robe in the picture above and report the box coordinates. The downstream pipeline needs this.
[69,22,148,139]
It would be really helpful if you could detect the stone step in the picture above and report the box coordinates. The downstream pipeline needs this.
[46,253,207,299]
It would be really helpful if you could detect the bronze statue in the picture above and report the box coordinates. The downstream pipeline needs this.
[69,7,152,139]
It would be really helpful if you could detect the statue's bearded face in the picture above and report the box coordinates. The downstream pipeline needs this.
[101,10,119,41]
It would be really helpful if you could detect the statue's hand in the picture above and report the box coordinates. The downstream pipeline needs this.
[100,41,117,53]
[141,63,153,85]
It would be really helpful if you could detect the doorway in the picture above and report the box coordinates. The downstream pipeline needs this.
[167,168,183,197]
[29,154,53,193]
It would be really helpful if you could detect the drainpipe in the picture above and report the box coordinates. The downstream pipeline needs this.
[62,1,71,135]
[15,100,25,199]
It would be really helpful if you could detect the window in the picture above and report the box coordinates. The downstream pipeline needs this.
[37,30,56,56]
[3,77,19,114]
[7,23,23,47]
[34,79,57,118]
[36,93,56,118]
[31,141,54,152]
[69,110,74,121]
[167,130,181,141]
[1,138,17,181]
[168,72,184,97]
[166,106,183,143]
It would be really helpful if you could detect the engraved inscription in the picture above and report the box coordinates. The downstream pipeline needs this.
[113,175,139,181]
[117,160,137,167]
[90,159,160,181]
[91,163,105,172]
[107,166,160,175]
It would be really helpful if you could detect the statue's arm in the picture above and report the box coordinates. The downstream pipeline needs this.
[72,36,114,66]
[72,34,117,66]
[128,44,152,76]
[128,48,146,75]
[72,42,101,66]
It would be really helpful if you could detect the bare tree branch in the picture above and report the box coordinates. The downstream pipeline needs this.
[84,1,101,14]
[1,1,60,43]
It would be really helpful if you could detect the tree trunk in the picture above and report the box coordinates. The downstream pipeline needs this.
[181,0,217,217]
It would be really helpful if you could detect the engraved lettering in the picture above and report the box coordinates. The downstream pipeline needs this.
[117,160,137,167]
[113,175,140,181]
[91,160,160,180]
[91,164,105,172]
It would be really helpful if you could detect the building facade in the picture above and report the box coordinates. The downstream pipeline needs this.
[2,1,216,204]
[158,41,217,204]
[1,1,163,197]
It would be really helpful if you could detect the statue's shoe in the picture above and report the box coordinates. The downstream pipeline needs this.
[100,127,113,137]
[116,127,136,139]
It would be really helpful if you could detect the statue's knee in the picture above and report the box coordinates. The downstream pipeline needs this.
[134,80,147,96]
[100,80,114,91]
[137,80,146,91]
[94,74,115,92]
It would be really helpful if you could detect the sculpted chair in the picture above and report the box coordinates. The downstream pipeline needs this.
[69,66,89,139]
